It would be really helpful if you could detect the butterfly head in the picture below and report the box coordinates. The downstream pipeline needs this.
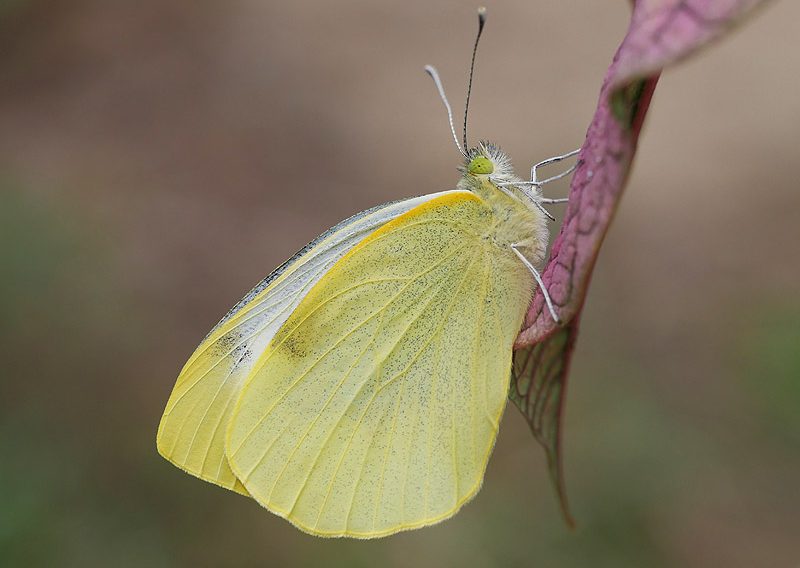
[462,141,517,185]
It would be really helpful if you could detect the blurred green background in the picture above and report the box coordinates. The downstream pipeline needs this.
[1,1,798,566]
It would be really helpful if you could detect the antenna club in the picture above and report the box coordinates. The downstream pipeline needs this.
[478,7,487,26]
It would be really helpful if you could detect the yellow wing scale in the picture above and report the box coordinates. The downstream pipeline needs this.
[158,191,535,538]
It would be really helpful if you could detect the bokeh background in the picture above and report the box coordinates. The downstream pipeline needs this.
[1,1,798,566]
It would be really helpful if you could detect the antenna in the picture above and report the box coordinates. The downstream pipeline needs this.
[424,65,466,157]
[463,7,487,152]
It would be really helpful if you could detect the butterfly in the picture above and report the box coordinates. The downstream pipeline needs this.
[157,8,578,538]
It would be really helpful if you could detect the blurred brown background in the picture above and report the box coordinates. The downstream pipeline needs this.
[1,1,798,566]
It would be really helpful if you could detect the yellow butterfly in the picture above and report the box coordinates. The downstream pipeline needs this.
[157,9,577,538]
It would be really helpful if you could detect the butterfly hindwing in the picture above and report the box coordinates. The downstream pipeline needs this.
[226,191,534,537]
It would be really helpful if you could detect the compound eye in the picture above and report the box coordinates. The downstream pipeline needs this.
[467,156,494,175]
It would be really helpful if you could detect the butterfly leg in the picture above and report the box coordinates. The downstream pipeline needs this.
[525,149,579,212]
[495,148,577,215]
[530,148,581,185]
[510,244,560,323]
[532,200,556,221]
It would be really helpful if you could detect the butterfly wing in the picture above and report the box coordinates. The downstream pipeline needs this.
[226,191,534,537]
[157,191,461,494]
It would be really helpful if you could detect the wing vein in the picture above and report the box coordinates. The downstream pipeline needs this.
[369,365,407,531]
[283,251,465,520]
[327,264,464,528]
[468,253,490,489]
[228,247,468,458]
[268,313,386,495]
[422,251,480,518]
[182,348,250,468]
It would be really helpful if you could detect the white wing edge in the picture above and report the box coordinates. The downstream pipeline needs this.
[203,189,466,352]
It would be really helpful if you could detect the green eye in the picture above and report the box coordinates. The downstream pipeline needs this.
[468,156,494,175]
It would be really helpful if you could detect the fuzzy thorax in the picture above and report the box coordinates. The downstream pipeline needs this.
[456,141,549,268]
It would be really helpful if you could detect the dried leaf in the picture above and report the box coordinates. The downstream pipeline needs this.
[510,323,579,527]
